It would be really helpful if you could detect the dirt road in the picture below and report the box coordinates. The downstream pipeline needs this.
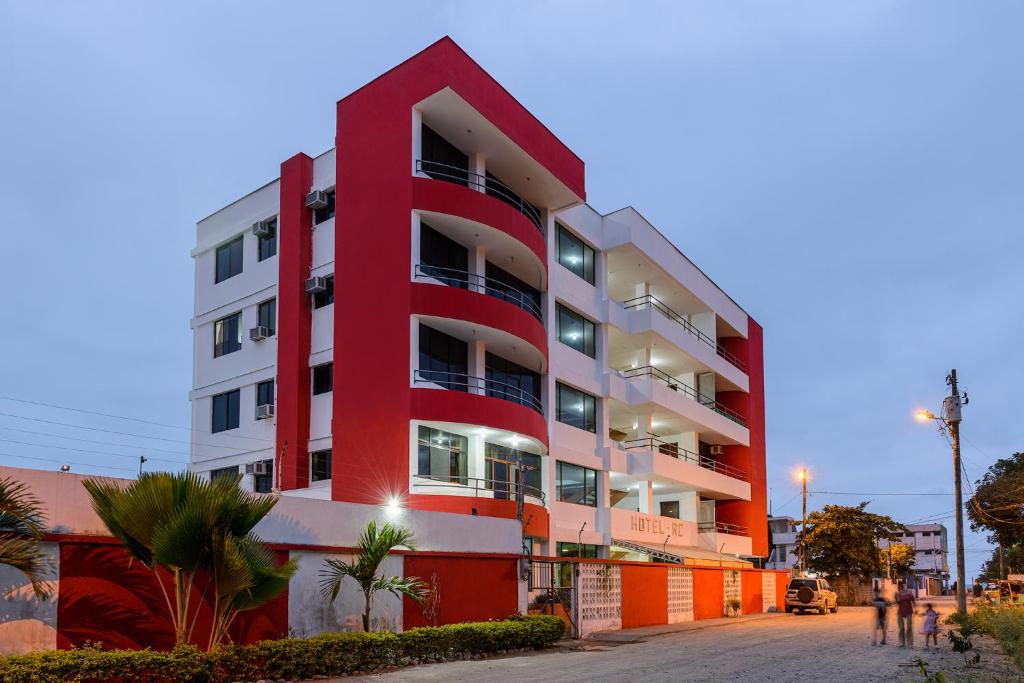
[358,598,1017,682]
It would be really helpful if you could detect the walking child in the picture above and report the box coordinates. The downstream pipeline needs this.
[871,586,888,646]
[922,603,939,649]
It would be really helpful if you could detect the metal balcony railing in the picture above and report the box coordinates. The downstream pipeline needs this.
[620,294,748,374]
[414,474,546,505]
[413,369,543,414]
[622,435,748,482]
[699,521,749,536]
[619,365,748,428]
[415,159,543,233]
[414,264,542,321]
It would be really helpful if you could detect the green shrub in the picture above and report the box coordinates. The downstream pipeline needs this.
[0,616,565,682]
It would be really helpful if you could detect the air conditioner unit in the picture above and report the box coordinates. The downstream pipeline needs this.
[249,326,270,342]
[251,220,275,238]
[305,190,328,209]
[709,445,725,456]
[305,276,328,294]
[245,461,269,475]
[255,404,275,420]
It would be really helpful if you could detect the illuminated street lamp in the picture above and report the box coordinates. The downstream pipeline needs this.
[794,467,809,573]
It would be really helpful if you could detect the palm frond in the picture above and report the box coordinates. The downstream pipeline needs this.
[370,574,428,604]
[319,557,357,602]
[0,535,53,599]
[0,477,47,538]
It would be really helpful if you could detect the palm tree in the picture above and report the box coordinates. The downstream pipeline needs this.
[0,476,52,599]
[84,471,297,650]
[319,521,427,632]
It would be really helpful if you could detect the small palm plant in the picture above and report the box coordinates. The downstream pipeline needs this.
[84,471,297,650]
[319,521,428,632]
[0,476,52,599]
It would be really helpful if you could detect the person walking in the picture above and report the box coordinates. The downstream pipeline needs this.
[895,582,917,648]
[871,586,889,646]
[922,603,939,650]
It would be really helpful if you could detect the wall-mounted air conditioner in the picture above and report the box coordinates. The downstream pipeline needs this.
[305,276,327,294]
[245,461,269,475]
[709,445,725,456]
[255,404,275,420]
[305,190,328,209]
[251,220,275,238]
[249,326,270,341]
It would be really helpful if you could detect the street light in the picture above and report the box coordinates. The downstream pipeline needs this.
[794,467,809,574]
[914,368,968,616]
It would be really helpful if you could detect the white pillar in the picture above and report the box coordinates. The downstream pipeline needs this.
[638,480,653,514]
[470,339,486,391]
[471,153,486,192]
[470,244,486,280]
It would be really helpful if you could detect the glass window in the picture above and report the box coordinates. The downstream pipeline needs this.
[313,275,335,309]
[215,236,244,283]
[421,125,469,183]
[420,223,468,285]
[556,304,595,357]
[312,363,333,395]
[556,461,597,506]
[557,542,599,559]
[253,459,273,493]
[256,379,274,408]
[485,352,540,410]
[417,426,468,484]
[556,224,595,285]
[314,190,335,225]
[310,449,332,482]
[485,262,541,315]
[211,389,240,433]
[210,466,238,482]
[556,383,597,433]
[485,443,542,493]
[660,501,680,519]
[418,324,467,389]
[258,299,276,335]
[257,217,277,261]
[213,312,242,358]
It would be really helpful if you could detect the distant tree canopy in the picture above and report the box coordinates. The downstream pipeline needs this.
[978,543,1024,582]
[880,543,916,577]
[967,451,1024,548]
[796,502,904,578]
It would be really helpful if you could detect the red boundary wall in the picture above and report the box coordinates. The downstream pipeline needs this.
[621,564,668,628]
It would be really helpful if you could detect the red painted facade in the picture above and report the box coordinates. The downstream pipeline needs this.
[620,564,669,628]
[401,555,520,628]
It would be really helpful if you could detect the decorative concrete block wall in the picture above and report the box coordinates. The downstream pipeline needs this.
[667,567,694,623]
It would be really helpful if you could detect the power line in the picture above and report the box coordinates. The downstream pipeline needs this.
[0,425,193,458]
[0,450,137,474]
[0,437,184,465]
[0,394,275,444]
[810,490,953,496]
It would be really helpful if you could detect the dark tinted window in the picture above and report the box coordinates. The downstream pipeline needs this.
[256,380,274,407]
[557,542,599,558]
[557,304,595,357]
[310,449,332,482]
[313,275,334,309]
[788,579,818,590]
[556,383,597,432]
[556,461,597,506]
[312,363,333,395]
[485,352,540,410]
[210,466,238,482]
[213,313,242,357]
[417,426,468,483]
[418,324,467,389]
[420,223,468,284]
[212,389,240,433]
[556,224,595,285]
[253,459,273,493]
[314,190,335,225]
[257,218,277,261]
[486,262,541,314]
[660,501,680,519]
[215,236,244,283]
[258,299,276,335]
[421,125,468,182]
[485,442,541,492]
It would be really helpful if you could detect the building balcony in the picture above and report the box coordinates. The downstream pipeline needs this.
[698,521,753,556]
[606,437,750,502]
[417,159,542,233]
[415,264,542,321]
[413,369,542,413]
[411,474,546,506]
[619,366,747,428]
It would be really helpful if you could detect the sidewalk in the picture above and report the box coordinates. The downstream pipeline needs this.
[587,611,786,642]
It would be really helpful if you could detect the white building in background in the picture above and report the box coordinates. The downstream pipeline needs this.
[879,523,950,592]
[767,516,799,571]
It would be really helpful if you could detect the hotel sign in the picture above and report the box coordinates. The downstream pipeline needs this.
[611,509,696,546]
[630,514,690,538]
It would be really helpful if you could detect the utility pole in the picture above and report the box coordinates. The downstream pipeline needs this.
[1000,543,1006,580]
[138,455,147,476]
[800,467,808,574]
[946,369,968,616]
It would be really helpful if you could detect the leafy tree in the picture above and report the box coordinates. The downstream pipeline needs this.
[796,502,904,577]
[84,472,297,650]
[978,543,1024,581]
[880,543,916,577]
[319,521,427,632]
[967,452,1024,548]
[0,476,52,598]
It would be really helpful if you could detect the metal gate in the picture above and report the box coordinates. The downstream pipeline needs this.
[528,560,578,638]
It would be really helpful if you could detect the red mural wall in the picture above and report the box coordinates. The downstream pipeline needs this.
[401,555,520,628]
[620,564,668,628]
[56,541,288,650]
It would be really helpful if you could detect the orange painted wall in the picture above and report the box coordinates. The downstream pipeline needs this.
[402,555,519,628]
[776,572,789,610]
[741,570,764,614]
[621,564,668,628]
[692,568,725,620]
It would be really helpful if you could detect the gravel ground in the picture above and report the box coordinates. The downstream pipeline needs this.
[347,598,1019,682]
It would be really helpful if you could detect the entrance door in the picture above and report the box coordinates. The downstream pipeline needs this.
[487,456,520,500]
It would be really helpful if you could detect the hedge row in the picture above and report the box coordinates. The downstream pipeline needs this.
[0,615,565,683]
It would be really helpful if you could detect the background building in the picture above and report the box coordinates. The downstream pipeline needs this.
[190,37,768,566]
[767,516,799,570]
[878,523,950,594]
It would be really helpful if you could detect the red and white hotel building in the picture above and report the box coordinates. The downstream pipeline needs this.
[190,38,768,568]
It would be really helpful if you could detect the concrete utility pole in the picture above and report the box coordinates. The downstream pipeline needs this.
[800,467,808,574]
[946,369,968,616]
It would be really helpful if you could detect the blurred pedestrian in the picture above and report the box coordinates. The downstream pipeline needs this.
[871,586,888,646]
[895,581,917,647]
[922,603,939,650]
